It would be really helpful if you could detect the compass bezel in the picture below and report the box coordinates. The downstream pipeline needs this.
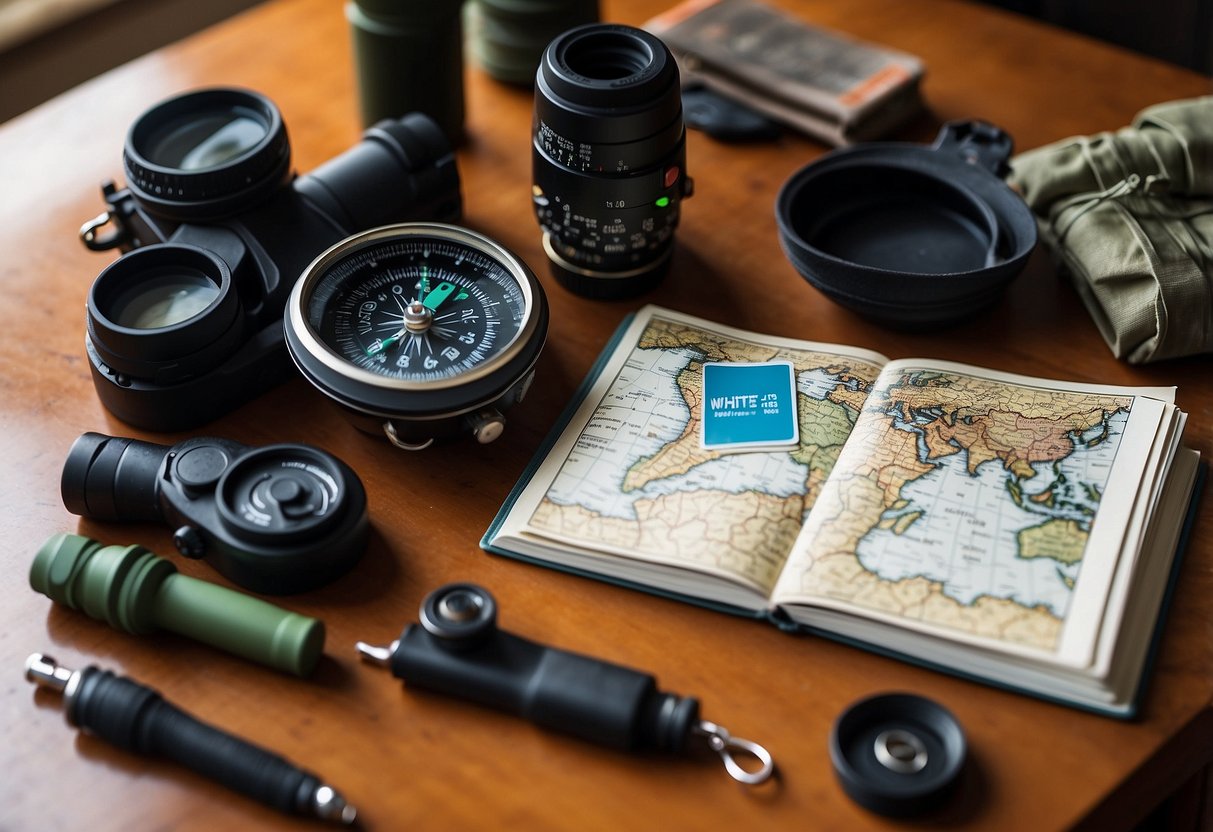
[287,223,544,393]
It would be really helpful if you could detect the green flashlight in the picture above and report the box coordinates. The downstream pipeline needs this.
[29,533,325,677]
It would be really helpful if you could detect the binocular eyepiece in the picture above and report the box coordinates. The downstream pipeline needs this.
[61,432,369,594]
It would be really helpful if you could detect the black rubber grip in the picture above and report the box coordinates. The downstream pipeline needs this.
[70,668,318,816]
[392,625,701,752]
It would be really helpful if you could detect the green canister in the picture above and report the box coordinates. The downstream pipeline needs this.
[466,0,599,86]
[347,0,465,143]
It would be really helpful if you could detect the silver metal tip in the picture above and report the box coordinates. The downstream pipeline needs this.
[355,640,396,667]
[312,785,357,825]
[24,653,74,692]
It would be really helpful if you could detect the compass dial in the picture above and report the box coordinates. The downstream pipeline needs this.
[285,223,548,447]
[312,238,526,383]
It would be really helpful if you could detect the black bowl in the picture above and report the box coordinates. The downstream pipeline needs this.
[776,122,1037,327]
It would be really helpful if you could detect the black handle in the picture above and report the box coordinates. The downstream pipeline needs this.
[391,624,700,752]
[932,120,1014,178]
[70,668,318,816]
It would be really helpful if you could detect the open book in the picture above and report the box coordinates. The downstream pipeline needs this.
[483,306,1200,716]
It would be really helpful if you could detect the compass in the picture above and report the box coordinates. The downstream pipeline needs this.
[284,223,548,450]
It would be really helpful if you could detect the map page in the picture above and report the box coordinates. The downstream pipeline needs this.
[772,358,1173,665]
[518,306,887,599]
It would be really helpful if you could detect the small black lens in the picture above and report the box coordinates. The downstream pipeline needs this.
[532,24,692,299]
[438,589,485,623]
[87,243,241,378]
[421,583,497,645]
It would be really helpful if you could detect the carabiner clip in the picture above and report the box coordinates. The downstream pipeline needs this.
[694,719,775,785]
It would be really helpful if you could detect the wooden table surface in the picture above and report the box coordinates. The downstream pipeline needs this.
[2,1,1211,829]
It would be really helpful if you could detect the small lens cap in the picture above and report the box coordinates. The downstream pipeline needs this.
[830,692,967,818]
[420,583,497,647]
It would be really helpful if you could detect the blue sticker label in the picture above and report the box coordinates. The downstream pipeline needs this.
[701,361,799,451]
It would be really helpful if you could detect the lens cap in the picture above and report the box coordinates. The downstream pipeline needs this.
[829,692,967,817]
[420,583,498,647]
[207,443,369,593]
[216,445,354,543]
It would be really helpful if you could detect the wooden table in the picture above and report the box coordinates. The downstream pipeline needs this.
[2,1,1210,829]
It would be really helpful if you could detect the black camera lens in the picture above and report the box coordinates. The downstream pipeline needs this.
[87,244,242,382]
[124,88,290,221]
[532,24,693,298]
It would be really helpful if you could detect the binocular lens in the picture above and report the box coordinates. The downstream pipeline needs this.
[87,244,241,381]
[141,109,270,172]
[107,265,221,329]
[124,88,290,221]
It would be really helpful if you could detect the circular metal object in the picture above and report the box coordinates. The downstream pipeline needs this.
[285,223,548,448]
[873,728,929,774]
[829,692,967,817]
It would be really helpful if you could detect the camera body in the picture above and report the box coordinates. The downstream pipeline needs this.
[61,432,369,594]
[81,88,462,431]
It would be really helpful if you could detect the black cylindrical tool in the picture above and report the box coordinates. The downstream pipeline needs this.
[357,582,774,781]
[25,653,356,825]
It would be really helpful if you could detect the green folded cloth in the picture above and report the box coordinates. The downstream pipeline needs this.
[1009,97,1213,363]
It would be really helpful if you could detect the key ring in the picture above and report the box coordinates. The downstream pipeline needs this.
[693,720,776,785]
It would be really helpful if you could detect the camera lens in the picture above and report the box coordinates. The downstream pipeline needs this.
[532,24,692,298]
[124,88,290,221]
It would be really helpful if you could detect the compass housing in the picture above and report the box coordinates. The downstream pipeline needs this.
[285,223,549,449]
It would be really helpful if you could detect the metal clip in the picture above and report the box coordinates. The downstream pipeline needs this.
[383,421,434,451]
[79,211,126,251]
[693,719,775,785]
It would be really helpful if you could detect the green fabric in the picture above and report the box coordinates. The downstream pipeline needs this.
[1008,97,1213,363]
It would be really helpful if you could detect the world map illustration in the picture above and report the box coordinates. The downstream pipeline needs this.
[528,315,1133,650]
